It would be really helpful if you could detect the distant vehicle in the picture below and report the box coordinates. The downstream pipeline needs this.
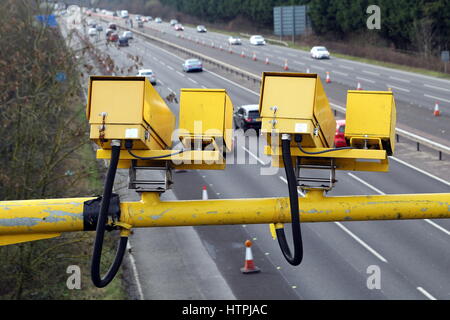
[108,23,117,30]
[138,20,144,28]
[120,10,129,18]
[146,16,152,21]
[135,15,141,21]
[196,25,207,33]
[105,29,114,39]
[122,31,133,39]
[170,19,178,26]
[155,17,162,23]
[249,35,266,45]
[88,28,97,36]
[334,119,346,147]
[174,23,184,31]
[118,36,129,47]
[233,105,261,131]
[108,32,119,42]
[228,36,242,45]
[310,46,330,59]
[137,69,157,85]
[96,25,103,32]
[182,58,203,72]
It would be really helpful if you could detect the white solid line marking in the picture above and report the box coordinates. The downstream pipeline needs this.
[389,76,410,83]
[242,146,266,165]
[386,84,410,92]
[424,219,450,236]
[188,77,198,84]
[126,241,145,300]
[334,222,388,263]
[339,64,354,70]
[356,76,376,83]
[390,156,450,187]
[333,70,349,77]
[201,85,207,89]
[278,176,305,197]
[363,70,380,76]
[424,83,450,92]
[350,169,450,237]
[347,173,385,195]
[204,69,259,96]
[417,287,437,300]
[424,94,450,103]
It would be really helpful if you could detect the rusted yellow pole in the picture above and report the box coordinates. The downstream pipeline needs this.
[1,191,449,245]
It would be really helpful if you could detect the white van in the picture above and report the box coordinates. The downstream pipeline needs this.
[120,10,129,18]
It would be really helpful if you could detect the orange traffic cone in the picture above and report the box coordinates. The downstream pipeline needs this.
[356,82,362,90]
[202,185,208,200]
[265,57,269,65]
[326,72,331,83]
[283,59,289,71]
[240,240,260,274]
[434,102,440,116]
[252,52,257,61]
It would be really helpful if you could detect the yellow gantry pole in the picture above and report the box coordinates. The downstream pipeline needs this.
[0,191,449,245]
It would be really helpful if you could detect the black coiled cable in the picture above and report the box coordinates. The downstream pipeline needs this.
[276,135,304,266]
[91,142,128,288]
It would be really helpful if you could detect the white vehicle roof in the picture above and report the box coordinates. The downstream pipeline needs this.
[240,104,259,112]
[138,69,153,74]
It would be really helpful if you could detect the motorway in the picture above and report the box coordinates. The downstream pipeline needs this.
[127,16,450,143]
[63,11,449,300]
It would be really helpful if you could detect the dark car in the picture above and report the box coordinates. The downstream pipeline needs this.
[118,36,129,47]
[234,104,261,131]
[105,29,113,39]
[334,119,347,147]
[108,23,117,30]
[182,58,202,72]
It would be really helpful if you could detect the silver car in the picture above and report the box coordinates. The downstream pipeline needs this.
[228,36,242,45]
[137,69,157,85]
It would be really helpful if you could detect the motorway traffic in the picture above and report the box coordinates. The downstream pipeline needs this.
[60,8,449,300]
